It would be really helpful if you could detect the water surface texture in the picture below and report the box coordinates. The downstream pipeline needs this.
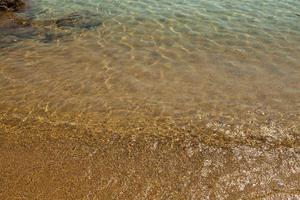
[0,0,300,199]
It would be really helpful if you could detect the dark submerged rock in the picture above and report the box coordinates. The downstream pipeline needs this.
[0,7,102,48]
[0,0,25,11]
[0,12,37,47]
[55,11,102,29]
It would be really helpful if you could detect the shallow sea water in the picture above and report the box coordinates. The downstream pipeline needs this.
[0,0,300,199]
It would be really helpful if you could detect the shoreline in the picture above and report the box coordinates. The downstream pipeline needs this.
[1,115,299,199]
[1,110,299,149]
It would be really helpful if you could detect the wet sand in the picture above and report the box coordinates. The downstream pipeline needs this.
[1,110,299,199]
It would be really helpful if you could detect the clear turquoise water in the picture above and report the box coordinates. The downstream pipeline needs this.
[0,0,299,140]
[1,0,299,119]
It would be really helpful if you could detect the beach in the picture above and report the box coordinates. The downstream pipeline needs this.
[0,0,299,199]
